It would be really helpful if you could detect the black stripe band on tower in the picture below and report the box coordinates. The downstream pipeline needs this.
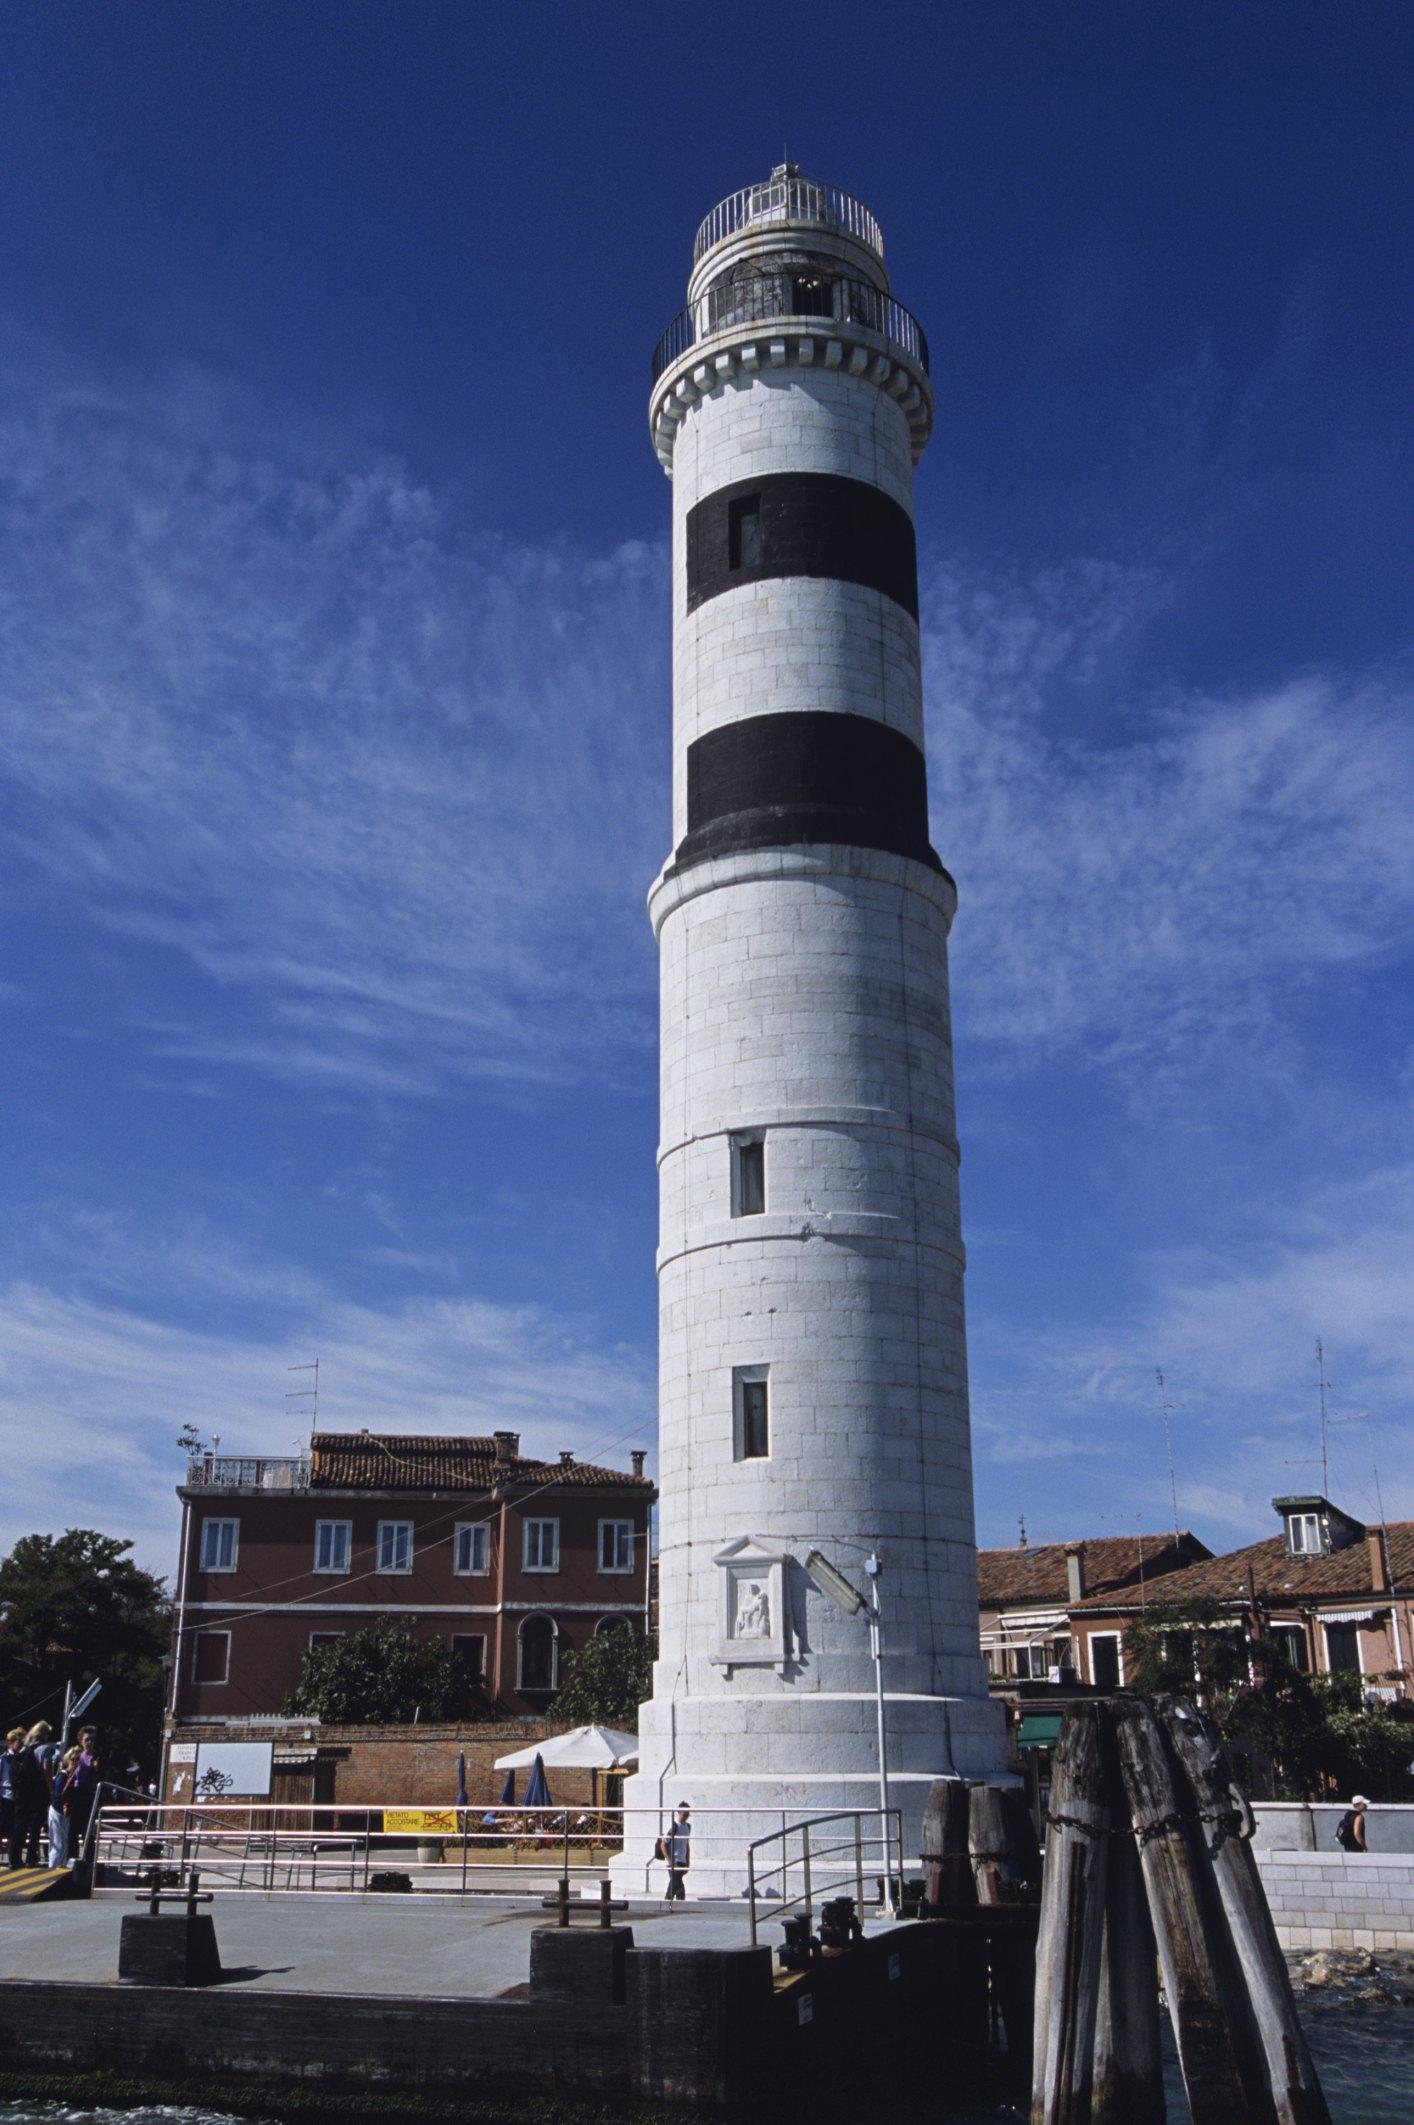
[685,472,919,619]
[670,710,944,874]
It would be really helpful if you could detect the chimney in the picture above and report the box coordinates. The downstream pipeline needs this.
[1369,1528,1389,1595]
[1065,1543,1086,1605]
[559,1451,575,1466]
[493,1430,519,1468]
[631,1450,646,1478]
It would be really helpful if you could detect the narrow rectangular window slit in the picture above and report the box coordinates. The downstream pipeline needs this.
[733,1134,765,1217]
[734,1367,770,1461]
[729,494,762,570]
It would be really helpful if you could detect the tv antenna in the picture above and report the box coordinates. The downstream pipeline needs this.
[1315,1338,1331,1496]
[287,1358,319,1443]
[1155,1370,1181,1540]
[1328,1408,1406,1678]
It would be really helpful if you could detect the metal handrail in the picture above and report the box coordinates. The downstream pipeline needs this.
[745,1808,904,1945]
[652,277,929,385]
[694,177,883,264]
[186,1454,310,1490]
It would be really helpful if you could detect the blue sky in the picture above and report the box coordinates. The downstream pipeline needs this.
[2,1,1411,1578]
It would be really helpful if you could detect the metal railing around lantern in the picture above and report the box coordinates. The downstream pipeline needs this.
[693,176,883,263]
[651,273,929,386]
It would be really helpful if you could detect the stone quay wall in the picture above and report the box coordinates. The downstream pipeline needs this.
[1254,1849,1414,1954]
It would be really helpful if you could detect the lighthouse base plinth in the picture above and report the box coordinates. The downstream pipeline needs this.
[610,1687,1007,1901]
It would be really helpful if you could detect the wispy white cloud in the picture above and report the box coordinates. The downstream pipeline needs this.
[922,559,1414,1076]
[0,1278,657,1575]
[971,1163,1414,1545]
[0,365,669,1099]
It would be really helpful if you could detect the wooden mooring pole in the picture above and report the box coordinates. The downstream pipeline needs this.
[1161,1698,1331,2125]
[1031,1703,1109,2125]
[1091,1754,1163,2125]
[1032,1698,1331,2125]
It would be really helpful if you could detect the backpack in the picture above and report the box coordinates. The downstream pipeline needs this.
[1334,1810,1359,1851]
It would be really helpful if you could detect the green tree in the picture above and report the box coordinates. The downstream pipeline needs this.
[0,1529,170,1775]
[1122,1596,1254,1720]
[1235,1667,1414,1802]
[553,1627,656,1729]
[283,1616,483,1724]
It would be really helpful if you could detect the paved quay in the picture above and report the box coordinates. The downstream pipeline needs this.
[0,1889,827,1998]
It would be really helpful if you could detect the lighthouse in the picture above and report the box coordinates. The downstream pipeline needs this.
[616,168,1005,1896]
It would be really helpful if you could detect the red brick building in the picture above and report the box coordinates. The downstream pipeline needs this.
[168,1430,655,1727]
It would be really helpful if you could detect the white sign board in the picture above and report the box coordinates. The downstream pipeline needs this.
[193,1740,274,1798]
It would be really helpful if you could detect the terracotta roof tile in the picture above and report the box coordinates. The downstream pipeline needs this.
[1070,1522,1414,1611]
[309,1432,654,1494]
[978,1533,1211,1609]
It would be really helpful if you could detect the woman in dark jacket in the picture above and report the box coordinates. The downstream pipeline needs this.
[3,1729,48,1870]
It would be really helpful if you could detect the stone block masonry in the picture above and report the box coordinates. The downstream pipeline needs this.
[1255,1850,1414,1954]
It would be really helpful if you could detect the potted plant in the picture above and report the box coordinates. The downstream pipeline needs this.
[416,1837,444,1865]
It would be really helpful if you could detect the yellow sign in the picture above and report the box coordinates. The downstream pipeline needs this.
[384,1808,459,1835]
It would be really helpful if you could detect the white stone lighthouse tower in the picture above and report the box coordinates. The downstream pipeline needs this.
[616,168,1005,1897]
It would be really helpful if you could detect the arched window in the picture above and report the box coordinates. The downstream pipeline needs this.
[518,1613,558,1692]
[595,1614,631,1637]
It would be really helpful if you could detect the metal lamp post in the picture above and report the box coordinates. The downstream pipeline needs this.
[803,1547,896,1910]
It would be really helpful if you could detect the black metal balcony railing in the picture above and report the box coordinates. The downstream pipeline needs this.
[652,273,929,387]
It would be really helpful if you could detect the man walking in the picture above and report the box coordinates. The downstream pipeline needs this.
[663,1803,691,1902]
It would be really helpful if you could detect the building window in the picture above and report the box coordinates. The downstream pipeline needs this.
[454,1523,490,1575]
[599,1520,633,1573]
[734,1366,769,1460]
[308,1631,343,1651]
[1324,1621,1362,1674]
[1269,1626,1308,1671]
[524,1519,560,1572]
[198,1519,238,1573]
[732,1134,766,1217]
[1089,1635,1122,1688]
[518,1614,558,1691]
[791,272,835,318]
[596,1614,630,1636]
[729,493,762,571]
[313,1520,350,1574]
[377,1520,413,1574]
[1288,1511,1324,1556]
[451,1633,486,1683]
[191,1630,231,1684]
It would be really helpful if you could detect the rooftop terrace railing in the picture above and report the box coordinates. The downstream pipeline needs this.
[694,176,883,264]
[185,1455,311,1490]
[652,273,929,386]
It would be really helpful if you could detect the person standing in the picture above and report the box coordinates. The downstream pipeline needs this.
[47,1747,80,1870]
[3,1727,47,1870]
[663,1803,691,1902]
[1335,1795,1370,1853]
[0,1729,21,1865]
[63,1726,102,1865]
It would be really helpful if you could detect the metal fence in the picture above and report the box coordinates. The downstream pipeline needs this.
[652,276,928,385]
[745,1809,904,1945]
[86,1795,905,1919]
[694,177,883,264]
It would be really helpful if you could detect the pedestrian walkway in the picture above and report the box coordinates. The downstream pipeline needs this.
[0,1888,826,1997]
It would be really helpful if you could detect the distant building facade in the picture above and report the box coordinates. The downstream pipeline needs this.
[1067,1494,1414,1702]
[978,1530,1212,1689]
[167,1430,655,1726]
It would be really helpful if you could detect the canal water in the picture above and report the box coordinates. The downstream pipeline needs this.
[0,2003,1411,2124]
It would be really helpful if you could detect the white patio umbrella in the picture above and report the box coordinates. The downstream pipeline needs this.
[493,1723,640,1771]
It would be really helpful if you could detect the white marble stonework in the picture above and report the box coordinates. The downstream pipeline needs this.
[614,172,1004,1900]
